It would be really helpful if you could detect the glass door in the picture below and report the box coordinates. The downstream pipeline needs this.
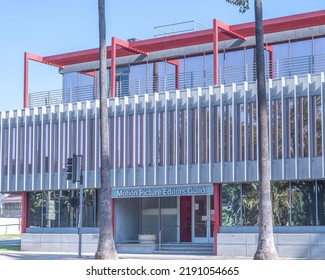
[192,195,214,243]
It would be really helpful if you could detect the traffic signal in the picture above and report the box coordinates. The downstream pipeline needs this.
[67,154,82,183]
[66,155,77,182]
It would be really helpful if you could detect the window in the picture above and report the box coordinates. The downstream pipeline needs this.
[272,182,290,226]
[29,190,96,228]
[222,181,323,227]
[242,183,259,226]
[291,181,316,226]
[222,184,242,226]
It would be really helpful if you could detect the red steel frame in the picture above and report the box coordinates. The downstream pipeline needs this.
[110,37,148,97]
[213,183,222,255]
[23,10,325,108]
[21,192,28,233]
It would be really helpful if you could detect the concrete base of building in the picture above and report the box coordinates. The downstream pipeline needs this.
[21,233,157,254]
[217,233,325,259]
[21,233,99,253]
[21,232,325,259]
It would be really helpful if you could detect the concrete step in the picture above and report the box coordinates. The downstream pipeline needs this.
[154,243,214,255]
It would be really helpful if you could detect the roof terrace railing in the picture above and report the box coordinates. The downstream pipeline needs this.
[28,53,325,108]
[153,20,209,37]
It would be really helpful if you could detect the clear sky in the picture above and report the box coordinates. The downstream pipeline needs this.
[0,0,323,112]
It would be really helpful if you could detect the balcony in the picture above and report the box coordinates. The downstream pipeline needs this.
[28,53,325,108]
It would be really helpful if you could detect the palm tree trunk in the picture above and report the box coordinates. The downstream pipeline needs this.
[253,0,278,260]
[95,0,118,260]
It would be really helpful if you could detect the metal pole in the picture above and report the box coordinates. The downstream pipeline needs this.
[77,158,83,258]
[78,180,83,258]
[67,154,83,257]
[76,179,83,257]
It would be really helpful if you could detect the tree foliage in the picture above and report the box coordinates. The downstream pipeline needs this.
[225,0,250,13]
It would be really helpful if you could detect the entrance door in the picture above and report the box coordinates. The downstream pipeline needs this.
[192,195,214,243]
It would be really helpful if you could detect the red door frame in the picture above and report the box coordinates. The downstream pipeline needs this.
[213,183,222,255]
[21,192,28,233]
[180,196,192,242]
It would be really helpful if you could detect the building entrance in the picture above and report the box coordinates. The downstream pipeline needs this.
[192,196,214,243]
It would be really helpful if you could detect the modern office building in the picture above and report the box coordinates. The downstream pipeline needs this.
[1,10,325,258]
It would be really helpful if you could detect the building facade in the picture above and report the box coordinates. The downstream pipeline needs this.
[1,10,325,258]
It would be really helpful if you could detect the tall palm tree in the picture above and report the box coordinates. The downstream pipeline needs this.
[95,0,118,260]
[226,0,278,259]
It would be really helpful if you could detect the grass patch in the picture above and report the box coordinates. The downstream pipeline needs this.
[0,234,21,251]
[0,234,21,240]
[0,245,20,251]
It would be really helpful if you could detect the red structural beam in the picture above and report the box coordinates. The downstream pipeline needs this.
[21,192,28,233]
[213,20,219,85]
[40,10,325,68]
[213,183,222,255]
[112,37,148,56]
[110,37,149,97]
[24,52,63,108]
[231,10,325,37]
[24,10,325,103]
[214,19,246,41]
[24,53,30,108]
[166,59,180,90]
[212,19,247,85]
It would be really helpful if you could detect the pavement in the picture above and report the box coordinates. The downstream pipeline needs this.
[0,250,253,260]
[0,238,253,260]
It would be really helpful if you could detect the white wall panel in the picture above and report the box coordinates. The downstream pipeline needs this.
[1,73,325,192]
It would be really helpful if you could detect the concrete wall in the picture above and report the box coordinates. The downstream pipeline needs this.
[21,233,157,254]
[0,218,21,235]
[21,232,325,258]
[21,233,99,253]
[217,233,325,259]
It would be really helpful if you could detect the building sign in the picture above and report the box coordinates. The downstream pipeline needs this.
[111,184,213,198]
[46,200,56,220]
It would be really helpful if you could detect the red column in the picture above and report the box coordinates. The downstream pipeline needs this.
[213,183,222,255]
[213,20,219,86]
[21,192,28,233]
[23,52,29,108]
[111,37,117,98]
[174,60,180,90]
[166,59,180,90]
[111,197,115,237]
[267,45,274,79]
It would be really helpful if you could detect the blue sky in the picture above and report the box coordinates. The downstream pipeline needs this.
[0,0,324,112]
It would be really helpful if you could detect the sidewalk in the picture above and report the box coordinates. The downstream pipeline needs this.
[0,250,252,260]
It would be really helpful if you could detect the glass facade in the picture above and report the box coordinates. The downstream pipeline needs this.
[57,36,325,105]
[222,181,325,227]
[141,197,178,242]
[28,189,96,228]
[26,180,325,230]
